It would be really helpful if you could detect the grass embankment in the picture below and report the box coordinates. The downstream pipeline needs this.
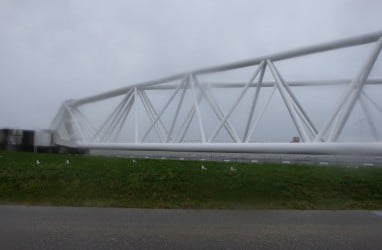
[0,151,381,209]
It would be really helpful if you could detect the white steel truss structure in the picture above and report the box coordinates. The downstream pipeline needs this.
[50,31,382,155]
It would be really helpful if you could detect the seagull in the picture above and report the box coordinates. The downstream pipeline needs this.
[132,159,136,163]
[230,166,237,172]
[201,165,207,171]
[36,160,40,165]
[66,160,70,165]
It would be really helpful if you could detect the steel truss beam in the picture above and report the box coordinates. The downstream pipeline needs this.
[50,31,382,155]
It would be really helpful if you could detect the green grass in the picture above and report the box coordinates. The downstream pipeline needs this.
[1,151,382,209]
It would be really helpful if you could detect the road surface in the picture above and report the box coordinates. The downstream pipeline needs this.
[1,205,382,249]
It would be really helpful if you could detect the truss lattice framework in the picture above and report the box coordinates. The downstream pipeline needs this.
[50,31,382,154]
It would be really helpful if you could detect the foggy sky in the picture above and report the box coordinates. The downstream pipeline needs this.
[0,0,381,130]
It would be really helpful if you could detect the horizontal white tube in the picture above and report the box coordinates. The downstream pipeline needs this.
[194,31,382,74]
[141,79,382,90]
[70,142,382,155]
[70,31,382,106]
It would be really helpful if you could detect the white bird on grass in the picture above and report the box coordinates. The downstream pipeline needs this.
[66,160,70,165]
[201,165,207,171]
[36,160,40,165]
[230,166,237,172]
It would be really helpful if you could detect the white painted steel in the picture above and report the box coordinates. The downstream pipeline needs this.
[267,60,310,142]
[245,86,277,143]
[189,74,206,143]
[202,83,241,143]
[167,79,189,142]
[50,31,382,155]
[243,66,266,142]
[141,79,382,90]
[134,88,138,143]
[314,37,382,142]
[359,96,379,141]
[69,31,382,105]
[142,77,186,142]
[139,90,166,142]
[139,90,169,139]
[270,62,318,135]
[67,31,382,107]
[330,38,382,141]
[75,142,382,155]
[208,61,265,142]
[362,92,382,114]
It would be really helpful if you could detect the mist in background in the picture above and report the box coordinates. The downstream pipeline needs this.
[0,0,381,141]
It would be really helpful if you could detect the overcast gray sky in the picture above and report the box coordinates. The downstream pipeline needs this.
[0,0,381,130]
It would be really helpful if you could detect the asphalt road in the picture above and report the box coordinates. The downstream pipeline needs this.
[1,205,382,250]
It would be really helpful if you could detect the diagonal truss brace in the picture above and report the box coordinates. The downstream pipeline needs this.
[192,74,241,143]
[267,60,312,142]
[359,95,380,141]
[189,74,206,143]
[138,90,167,142]
[315,37,382,142]
[208,61,266,142]
[141,76,188,142]
[50,31,382,151]
[245,85,277,143]
[171,74,242,143]
[166,77,189,142]
[243,64,266,142]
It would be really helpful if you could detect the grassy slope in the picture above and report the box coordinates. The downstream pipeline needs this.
[0,151,382,209]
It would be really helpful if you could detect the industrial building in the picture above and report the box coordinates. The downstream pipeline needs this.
[0,128,53,152]
[0,128,89,154]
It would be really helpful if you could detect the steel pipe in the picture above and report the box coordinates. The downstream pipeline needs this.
[70,31,382,106]
[75,142,382,155]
